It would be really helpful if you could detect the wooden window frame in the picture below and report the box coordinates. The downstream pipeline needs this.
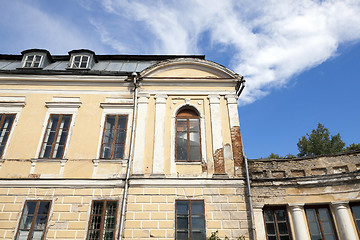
[71,55,90,69]
[100,115,128,159]
[15,200,52,240]
[87,200,118,240]
[175,199,206,240]
[39,114,72,159]
[263,206,292,240]
[350,202,360,238]
[175,109,202,162]
[23,55,43,68]
[0,113,15,158]
[304,205,338,240]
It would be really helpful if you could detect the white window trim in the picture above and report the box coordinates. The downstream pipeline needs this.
[170,103,207,175]
[23,55,43,68]
[96,98,134,161]
[0,96,26,159]
[35,97,81,160]
[70,55,90,69]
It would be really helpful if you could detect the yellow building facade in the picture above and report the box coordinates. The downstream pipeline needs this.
[0,49,359,240]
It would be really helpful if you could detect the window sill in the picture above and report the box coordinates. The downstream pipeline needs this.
[176,161,202,165]
[92,159,128,163]
[31,158,68,163]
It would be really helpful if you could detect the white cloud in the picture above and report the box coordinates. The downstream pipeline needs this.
[0,1,103,54]
[90,0,360,104]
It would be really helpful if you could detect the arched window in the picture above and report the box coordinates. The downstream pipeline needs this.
[176,108,201,162]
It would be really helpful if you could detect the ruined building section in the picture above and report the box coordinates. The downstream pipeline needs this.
[249,150,360,240]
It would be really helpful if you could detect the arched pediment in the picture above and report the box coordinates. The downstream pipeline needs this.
[140,58,239,79]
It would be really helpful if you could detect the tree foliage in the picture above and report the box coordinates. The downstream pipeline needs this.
[297,123,345,157]
[344,143,360,152]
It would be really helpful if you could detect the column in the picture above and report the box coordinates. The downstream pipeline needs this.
[208,94,224,174]
[288,204,310,240]
[132,93,149,175]
[253,205,266,240]
[332,201,358,240]
[225,94,243,168]
[152,94,167,175]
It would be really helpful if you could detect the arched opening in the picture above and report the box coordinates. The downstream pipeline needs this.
[176,107,201,162]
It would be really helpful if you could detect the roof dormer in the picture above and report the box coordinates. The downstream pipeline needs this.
[68,49,96,70]
[20,49,53,69]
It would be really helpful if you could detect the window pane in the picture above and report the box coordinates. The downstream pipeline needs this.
[114,144,124,158]
[38,201,50,215]
[34,215,47,230]
[318,208,330,221]
[266,223,276,235]
[24,201,37,215]
[189,119,199,132]
[275,209,286,221]
[191,201,204,215]
[177,231,188,240]
[352,205,360,218]
[17,230,30,240]
[177,217,188,229]
[101,144,112,158]
[92,201,104,215]
[176,201,189,214]
[19,216,33,230]
[176,120,188,160]
[264,210,274,222]
[31,230,44,240]
[191,216,205,229]
[192,231,205,240]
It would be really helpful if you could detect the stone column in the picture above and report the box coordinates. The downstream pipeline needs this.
[208,94,224,174]
[152,94,167,175]
[225,94,243,168]
[132,93,149,175]
[331,201,358,240]
[253,205,266,240]
[288,204,310,240]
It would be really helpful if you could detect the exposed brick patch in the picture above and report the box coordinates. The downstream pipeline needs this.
[214,148,225,174]
[202,160,208,173]
[231,126,244,167]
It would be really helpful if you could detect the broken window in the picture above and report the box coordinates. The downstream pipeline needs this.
[176,200,205,240]
[263,206,291,240]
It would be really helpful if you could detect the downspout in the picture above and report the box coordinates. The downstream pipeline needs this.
[244,154,256,240]
[118,72,138,240]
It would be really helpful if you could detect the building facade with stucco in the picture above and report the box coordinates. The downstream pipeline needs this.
[0,49,359,240]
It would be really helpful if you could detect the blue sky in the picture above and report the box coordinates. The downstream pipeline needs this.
[1,0,360,158]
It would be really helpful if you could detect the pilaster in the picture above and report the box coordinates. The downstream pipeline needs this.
[331,201,358,240]
[288,203,310,240]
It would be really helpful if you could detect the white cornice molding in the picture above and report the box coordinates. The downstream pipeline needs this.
[45,102,82,109]
[0,96,26,108]
[0,178,245,188]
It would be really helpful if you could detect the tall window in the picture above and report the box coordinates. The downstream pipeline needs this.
[71,55,89,68]
[263,206,291,240]
[305,206,338,240]
[0,114,15,157]
[350,202,360,237]
[100,115,127,159]
[23,55,42,68]
[176,109,201,162]
[176,200,205,240]
[16,200,51,240]
[87,200,118,240]
[39,114,72,159]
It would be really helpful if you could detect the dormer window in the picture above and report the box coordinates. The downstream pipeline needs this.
[71,55,90,69]
[23,55,42,68]
[68,49,96,70]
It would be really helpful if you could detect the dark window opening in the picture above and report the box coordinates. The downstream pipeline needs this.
[263,206,292,240]
[305,206,338,240]
[16,200,51,240]
[39,114,72,159]
[350,202,360,237]
[0,114,15,157]
[176,200,205,240]
[87,200,118,240]
[176,108,201,162]
[100,115,128,159]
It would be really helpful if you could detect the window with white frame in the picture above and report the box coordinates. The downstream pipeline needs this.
[100,115,128,159]
[23,55,42,68]
[70,55,90,69]
[39,114,72,159]
[0,114,15,158]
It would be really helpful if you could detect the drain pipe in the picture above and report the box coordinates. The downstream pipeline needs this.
[244,154,256,240]
[118,72,138,240]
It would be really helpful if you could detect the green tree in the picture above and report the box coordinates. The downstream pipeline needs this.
[297,123,345,157]
[267,153,282,159]
[344,143,360,151]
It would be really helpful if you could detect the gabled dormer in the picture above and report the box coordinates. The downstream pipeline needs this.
[68,49,96,70]
[20,49,53,69]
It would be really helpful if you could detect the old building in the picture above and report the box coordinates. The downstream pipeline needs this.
[0,49,359,240]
